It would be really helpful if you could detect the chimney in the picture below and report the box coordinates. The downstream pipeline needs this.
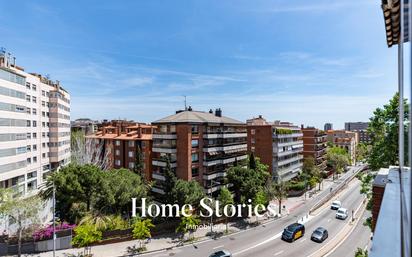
[215,108,222,117]
[188,106,193,111]
[258,115,263,119]
[209,109,213,114]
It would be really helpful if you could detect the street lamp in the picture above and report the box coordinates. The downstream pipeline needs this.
[52,182,56,257]
[208,179,220,234]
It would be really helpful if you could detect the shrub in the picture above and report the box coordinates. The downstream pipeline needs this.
[72,223,102,247]
[288,181,306,191]
[33,223,76,241]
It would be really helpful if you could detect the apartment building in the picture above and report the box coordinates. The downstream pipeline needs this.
[326,130,358,164]
[151,108,247,195]
[344,121,370,144]
[71,118,98,135]
[301,126,327,170]
[324,123,333,131]
[0,48,71,196]
[247,116,303,181]
[87,120,155,180]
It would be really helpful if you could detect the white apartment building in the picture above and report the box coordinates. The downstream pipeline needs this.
[0,48,71,196]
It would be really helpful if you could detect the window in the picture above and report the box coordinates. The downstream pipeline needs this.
[32,121,37,127]
[251,129,256,135]
[128,151,134,158]
[191,139,199,148]
[27,171,37,179]
[191,125,199,134]
[42,90,45,96]
[32,133,37,139]
[128,141,135,147]
[115,140,120,146]
[32,84,37,91]
[26,120,31,127]
[26,82,30,90]
[42,143,45,148]
[27,133,31,139]
[33,156,37,163]
[27,158,31,164]
[42,153,46,158]
[26,107,31,114]
[42,132,45,138]
[115,159,121,166]
[27,145,31,152]
[191,153,199,162]
[32,108,37,115]
[26,95,31,102]
[42,111,45,117]
[32,96,36,103]
[33,144,37,151]
[251,138,255,144]
[41,101,45,107]
[128,162,135,169]
[42,122,45,127]
[115,150,120,156]
[192,167,199,177]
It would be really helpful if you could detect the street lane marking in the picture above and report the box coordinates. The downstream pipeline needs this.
[274,250,284,256]
[233,231,283,255]
[213,245,224,249]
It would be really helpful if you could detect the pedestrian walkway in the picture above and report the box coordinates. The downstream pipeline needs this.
[25,168,359,257]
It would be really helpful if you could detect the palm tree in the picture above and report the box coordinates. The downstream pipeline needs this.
[79,212,113,231]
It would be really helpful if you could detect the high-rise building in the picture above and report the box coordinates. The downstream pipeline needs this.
[0,48,71,196]
[247,116,303,181]
[301,126,327,171]
[151,108,247,195]
[71,118,98,135]
[327,130,358,164]
[344,121,370,144]
[87,120,155,180]
[324,123,333,131]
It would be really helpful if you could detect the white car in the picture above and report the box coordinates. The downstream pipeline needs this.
[336,208,348,220]
[331,200,341,210]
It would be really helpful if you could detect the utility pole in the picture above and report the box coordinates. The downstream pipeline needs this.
[183,95,187,110]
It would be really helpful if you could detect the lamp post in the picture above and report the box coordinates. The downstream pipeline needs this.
[52,182,56,257]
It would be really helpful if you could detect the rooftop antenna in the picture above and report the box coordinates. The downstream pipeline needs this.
[183,95,187,110]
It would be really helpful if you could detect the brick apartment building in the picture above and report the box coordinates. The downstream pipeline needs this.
[87,120,155,180]
[301,126,327,170]
[344,121,370,144]
[327,130,358,164]
[151,108,247,195]
[247,116,303,181]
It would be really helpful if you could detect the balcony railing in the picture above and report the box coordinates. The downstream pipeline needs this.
[277,155,303,167]
[275,133,303,139]
[203,132,247,139]
[204,144,247,153]
[277,140,304,148]
[152,134,177,139]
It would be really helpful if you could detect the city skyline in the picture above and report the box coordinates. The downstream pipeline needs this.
[0,0,400,128]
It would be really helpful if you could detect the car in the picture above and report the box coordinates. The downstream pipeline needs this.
[311,227,328,243]
[281,223,305,242]
[336,208,348,220]
[209,250,232,257]
[331,200,341,210]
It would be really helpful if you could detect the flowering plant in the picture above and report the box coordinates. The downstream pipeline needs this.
[33,223,76,241]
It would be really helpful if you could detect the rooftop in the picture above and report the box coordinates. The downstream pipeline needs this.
[153,109,244,125]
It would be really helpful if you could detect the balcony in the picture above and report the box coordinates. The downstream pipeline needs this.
[276,162,302,175]
[203,132,247,139]
[203,154,247,167]
[203,171,226,180]
[204,144,247,153]
[152,134,177,139]
[277,148,303,157]
[152,159,177,168]
[152,147,177,154]
[152,173,166,181]
[277,140,304,148]
[277,155,303,167]
[275,133,303,139]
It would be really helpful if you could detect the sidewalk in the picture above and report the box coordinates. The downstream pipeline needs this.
[25,169,358,257]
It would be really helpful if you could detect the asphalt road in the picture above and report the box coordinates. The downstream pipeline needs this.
[142,166,365,257]
[327,210,371,257]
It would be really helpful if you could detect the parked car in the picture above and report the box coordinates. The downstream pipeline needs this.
[209,250,232,257]
[336,208,348,220]
[311,227,328,243]
[331,200,341,210]
[281,223,305,242]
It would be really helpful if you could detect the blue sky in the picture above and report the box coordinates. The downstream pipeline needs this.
[0,0,404,128]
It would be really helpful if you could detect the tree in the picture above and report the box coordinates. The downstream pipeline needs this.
[162,157,177,203]
[0,190,42,257]
[132,218,155,250]
[172,180,205,209]
[368,93,409,170]
[253,190,267,222]
[249,152,257,170]
[217,188,234,232]
[354,247,368,257]
[326,147,350,180]
[356,143,369,162]
[72,223,102,247]
[175,210,200,241]
[71,131,110,170]
[272,181,289,215]
[133,145,145,176]
[227,165,269,203]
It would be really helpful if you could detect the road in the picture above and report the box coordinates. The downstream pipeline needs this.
[142,166,365,257]
[327,210,371,257]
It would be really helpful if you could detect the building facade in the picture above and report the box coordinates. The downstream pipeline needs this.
[326,130,358,164]
[87,120,155,180]
[324,123,333,131]
[71,118,98,135]
[344,121,370,144]
[0,49,70,196]
[301,126,327,171]
[247,116,303,181]
[151,108,247,195]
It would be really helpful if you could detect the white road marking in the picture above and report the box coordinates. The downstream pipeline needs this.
[300,238,307,243]
[233,231,283,255]
[274,250,284,256]
[213,245,224,249]
[327,219,331,222]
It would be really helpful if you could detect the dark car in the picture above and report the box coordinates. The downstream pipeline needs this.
[311,227,328,243]
[281,223,305,242]
[209,250,232,257]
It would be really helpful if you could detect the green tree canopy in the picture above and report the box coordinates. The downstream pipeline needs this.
[171,179,205,209]
[132,218,155,249]
[368,93,409,170]
[218,187,234,232]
